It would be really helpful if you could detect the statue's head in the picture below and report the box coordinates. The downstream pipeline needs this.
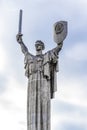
[35,40,45,51]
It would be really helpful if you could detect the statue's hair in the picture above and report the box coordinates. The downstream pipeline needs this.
[35,40,45,50]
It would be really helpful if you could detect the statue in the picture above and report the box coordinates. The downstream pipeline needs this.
[16,10,67,130]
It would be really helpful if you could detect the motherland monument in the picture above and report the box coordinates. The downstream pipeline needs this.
[16,10,67,130]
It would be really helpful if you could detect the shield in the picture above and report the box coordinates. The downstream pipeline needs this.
[53,21,68,44]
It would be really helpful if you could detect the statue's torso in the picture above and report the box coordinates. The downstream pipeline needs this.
[28,55,44,74]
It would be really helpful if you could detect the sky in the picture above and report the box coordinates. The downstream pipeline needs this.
[0,0,87,130]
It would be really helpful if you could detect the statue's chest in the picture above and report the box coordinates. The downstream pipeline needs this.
[29,56,43,72]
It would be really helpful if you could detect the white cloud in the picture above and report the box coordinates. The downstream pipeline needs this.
[0,76,27,130]
[56,75,87,107]
[0,44,8,73]
[51,112,87,130]
[65,42,87,61]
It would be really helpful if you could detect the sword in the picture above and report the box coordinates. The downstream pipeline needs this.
[18,9,23,35]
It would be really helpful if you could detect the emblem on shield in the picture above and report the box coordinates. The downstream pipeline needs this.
[53,21,68,44]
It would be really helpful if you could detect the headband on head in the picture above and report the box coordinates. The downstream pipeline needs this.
[35,40,45,50]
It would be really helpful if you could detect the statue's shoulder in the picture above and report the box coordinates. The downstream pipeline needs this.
[43,51,50,63]
[25,52,34,58]
[44,48,55,57]
[24,52,35,62]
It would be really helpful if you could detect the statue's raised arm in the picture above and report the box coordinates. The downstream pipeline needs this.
[16,34,29,55]
[16,10,32,56]
[52,41,63,55]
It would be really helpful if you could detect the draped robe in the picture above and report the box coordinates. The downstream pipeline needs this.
[24,48,59,130]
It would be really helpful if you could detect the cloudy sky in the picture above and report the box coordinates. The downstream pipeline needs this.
[0,0,87,130]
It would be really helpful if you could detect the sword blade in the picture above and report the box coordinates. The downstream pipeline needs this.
[18,9,23,34]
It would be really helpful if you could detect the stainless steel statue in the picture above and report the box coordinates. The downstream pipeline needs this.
[16,10,67,130]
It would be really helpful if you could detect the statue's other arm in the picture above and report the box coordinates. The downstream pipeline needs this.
[48,42,63,64]
[16,34,29,55]
[54,42,63,55]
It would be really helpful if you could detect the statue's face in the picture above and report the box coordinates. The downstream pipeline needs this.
[35,44,43,51]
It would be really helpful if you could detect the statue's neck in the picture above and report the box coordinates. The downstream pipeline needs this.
[36,50,42,55]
